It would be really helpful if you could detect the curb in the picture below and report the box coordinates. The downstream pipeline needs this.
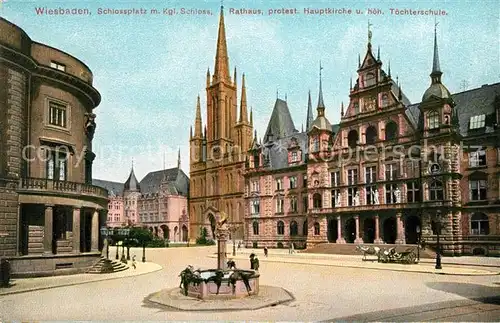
[0,263,163,296]
[210,255,499,276]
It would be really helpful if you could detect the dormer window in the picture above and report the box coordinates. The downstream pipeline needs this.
[312,138,319,152]
[427,111,440,130]
[469,114,486,129]
[291,151,299,162]
[50,61,66,72]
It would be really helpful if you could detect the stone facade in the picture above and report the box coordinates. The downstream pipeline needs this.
[189,8,252,241]
[0,17,108,276]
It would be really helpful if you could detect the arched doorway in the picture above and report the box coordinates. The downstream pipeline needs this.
[344,218,356,243]
[327,217,337,242]
[181,225,188,242]
[383,217,397,244]
[405,215,421,244]
[363,218,375,243]
[160,225,170,240]
[174,226,178,242]
[207,213,216,239]
[154,227,159,237]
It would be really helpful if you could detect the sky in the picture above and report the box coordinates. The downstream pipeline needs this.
[1,0,499,183]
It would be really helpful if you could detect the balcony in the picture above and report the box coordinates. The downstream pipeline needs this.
[18,177,108,199]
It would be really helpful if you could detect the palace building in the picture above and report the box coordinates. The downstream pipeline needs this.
[191,8,500,256]
[0,17,108,276]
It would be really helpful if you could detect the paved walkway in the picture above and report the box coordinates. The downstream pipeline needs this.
[0,261,162,296]
[219,249,500,276]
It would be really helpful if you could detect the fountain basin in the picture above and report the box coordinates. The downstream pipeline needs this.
[185,269,260,299]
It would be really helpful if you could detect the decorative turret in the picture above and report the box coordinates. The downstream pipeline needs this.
[206,68,210,87]
[306,90,314,131]
[422,24,451,101]
[239,74,248,123]
[194,95,202,137]
[310,62,332,132]
[124,161,140,192]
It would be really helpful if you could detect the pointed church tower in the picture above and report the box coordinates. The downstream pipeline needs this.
[190,95,203,163]
[234,73,253,153]
[305,90,314,131]
[308,63,332,153]
[206,4,237,153]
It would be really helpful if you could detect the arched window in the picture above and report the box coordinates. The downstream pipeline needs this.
[471,213,489,235]
[365,126,377,145]
[303,220,308,236]
[427,111,440,130]
[365,72,375,87]
[312,137,319,152]
[382,94,389,107]
[253,221,259,235]
[314,222,320,235]
[277,221,285,235]
[385,121,398,140]
[290,221,298,236]
[348,130,358,148]
[429,179,444,201]
[313,193,322,208]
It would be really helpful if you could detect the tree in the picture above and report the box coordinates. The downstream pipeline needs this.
[130,227,153,262]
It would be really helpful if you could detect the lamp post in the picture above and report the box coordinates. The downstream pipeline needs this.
[435,212,442,269]
[99,227,111,260]
[119,228,130,264]
[228,224,239,257]
[416,225,421,263]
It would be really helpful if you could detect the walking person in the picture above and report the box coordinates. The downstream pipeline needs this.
[132,255,137,269]
[264,246,268,258]
[237,241,241,251]
[291,242,295,254]
[288,242,292,254]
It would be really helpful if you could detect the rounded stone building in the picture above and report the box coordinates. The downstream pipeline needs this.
[0,17,108,276]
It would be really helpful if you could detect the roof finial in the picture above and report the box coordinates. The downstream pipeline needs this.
[221,0,224,9]
[285,93,287,102]
[377,46,380,60]
[317,61,325,112]
[131,158,134,170]
[358,54,361,68]
[431,19,442,83]
[368,20,373,47]
[388,60,391,77]
[341,101,344,116]
[276,88,279,99]
[178,147,181,169]
[350,77,352,90]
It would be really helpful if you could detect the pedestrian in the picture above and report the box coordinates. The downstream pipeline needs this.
[249,253,255,269]
[253,256,260,271]
[237,241,241,251]
[291,242,295,254]
[288,242,292,254]
[132,255,136,269]
[264,247,268,257]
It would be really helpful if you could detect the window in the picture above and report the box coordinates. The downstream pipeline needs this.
[469,114,486,129]
[366,185,376,205]
[277,221,285,235]
[469,150,486,167]
[385,184,398,204]
[312,138,319,152]
[49,101,67,128]
[331,189,340,207]
[290,196,298,213]
[276,198,284,213]
[331,171,340,187]
[385,121,398,140]
[382,94,389,107]
[471,213,489,235]
[303,175,308,187]
[406,181,421,203]
[289,176,297,189]
[347,169,358,186]
[276,178,283,191]
[348,187,357,206]
[251,180,260,192]
[313,193,322,208]
[406,160,420,178]
[385,163,399,181]
[46,149,67,181]
[313,222,320,235]
[365,126,377,144]
[303,220,308,236]
[364,73,376,87]
[429,179,444,201]
[251,200,260,214]
[252,221,259,235]
[291,151,299,162]
[348,130,359,148]
[470,180,487,201]
[427,111,439,130]
[290,221,298,236]
[365,166,376,184]
[253,151,260,168]
[303,196,308,212]
[50,61,66,71]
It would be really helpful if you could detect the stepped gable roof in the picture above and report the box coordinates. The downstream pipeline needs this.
[405,82,500,137]
[139,167,189,196]
[92,179,124,197]
[263,98,298,142]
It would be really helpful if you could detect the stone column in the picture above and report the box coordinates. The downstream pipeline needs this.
[216,227,229,270]
[72,207,81,253]
[336,215,346,243]
[44,205,54,254]
[354,215,363,243]
[374,215,383,243]
[396,212,405,244]
[91,209,99,252]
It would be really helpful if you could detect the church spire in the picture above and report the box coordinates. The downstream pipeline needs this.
[239,73,248,123]
[341,101,344,116]
[431,22,442,83]
[213,5,230,83]
[317,62,325,116]
[250,107,253,126]
[306,90,313,131]
[177,148,181,169]
[194,95,202,137]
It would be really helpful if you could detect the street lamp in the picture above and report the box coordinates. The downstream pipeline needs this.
[416,225,421,263]
[228,224,239,256]
[118,228,130,264]
[435,212,442,269]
